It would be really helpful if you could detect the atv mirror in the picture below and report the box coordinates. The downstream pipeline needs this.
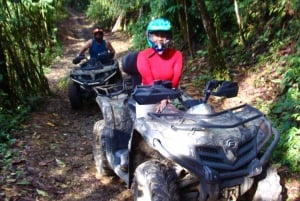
[213,81,238,98]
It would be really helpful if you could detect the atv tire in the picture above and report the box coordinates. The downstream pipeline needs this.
[132,160,180,201]
[92,120,114,176]
[68,81,82,109]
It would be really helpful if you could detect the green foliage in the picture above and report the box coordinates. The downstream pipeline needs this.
[0,0,66,172]
[86,0,117,28]
[193,73,214,91]
[271,49,300,172]
[85,0,203,50]
[217,0,300,172]
[58,75,70,89]
[128,17,149,50]
[273,86,300,171]
[63,0,90,11]
[0,106,29,170]
[0,0,64,108]
[86,0,141,29]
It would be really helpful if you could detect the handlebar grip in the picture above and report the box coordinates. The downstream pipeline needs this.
[72,55,85,64]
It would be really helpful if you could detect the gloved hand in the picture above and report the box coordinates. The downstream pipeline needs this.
[107,52,115,59]
[72,54,85,64]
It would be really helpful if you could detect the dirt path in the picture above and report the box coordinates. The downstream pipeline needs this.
[2,7,299,201]
[2,8,132,201]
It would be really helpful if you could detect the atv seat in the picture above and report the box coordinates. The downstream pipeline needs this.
[121,51,141,113]
[121,51,141,87]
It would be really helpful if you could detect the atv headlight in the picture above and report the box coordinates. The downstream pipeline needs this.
[256,119,272,151]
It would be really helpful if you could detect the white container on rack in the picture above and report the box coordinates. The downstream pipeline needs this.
[136,103,157,119]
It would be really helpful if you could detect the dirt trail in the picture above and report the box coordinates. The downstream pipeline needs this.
[2,8,132,201]
[2,7,299,201]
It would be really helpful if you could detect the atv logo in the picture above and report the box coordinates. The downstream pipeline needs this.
[226,139,238,149]
[224,138,239,164]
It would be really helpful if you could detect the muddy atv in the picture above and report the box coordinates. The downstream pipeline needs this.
[92,52,282,201]
[68,52,122,109]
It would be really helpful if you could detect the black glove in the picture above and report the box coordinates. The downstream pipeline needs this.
[72,54,85,64]
[107,52,114,59]
[96,52,114,64]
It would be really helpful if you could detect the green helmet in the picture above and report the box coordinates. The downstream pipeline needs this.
[146,18,172,53]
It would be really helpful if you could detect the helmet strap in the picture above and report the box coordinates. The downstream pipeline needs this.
[154,43,164,55]
[152,39,171,55]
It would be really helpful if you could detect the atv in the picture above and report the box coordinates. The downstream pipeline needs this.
[92,52,282,201]
[68,52,122,109]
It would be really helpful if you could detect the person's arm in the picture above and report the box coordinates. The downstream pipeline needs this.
[78,39,92,56]
[137,50,155,85]
[157,50,183,112]
[171,51,183,88]
[106,41,115,55]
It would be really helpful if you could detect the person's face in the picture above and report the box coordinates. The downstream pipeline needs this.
[150,31,169,45]
[94,32,103,41]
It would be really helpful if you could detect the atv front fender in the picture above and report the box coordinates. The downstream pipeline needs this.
[127,128,220,186]
[96,95,133,132]
[152,138,220,183]
[146,126,280,184]
[95,95,115,128]
[95,95,133,184]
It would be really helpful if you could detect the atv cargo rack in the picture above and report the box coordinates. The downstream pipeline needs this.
[148,104,265,130]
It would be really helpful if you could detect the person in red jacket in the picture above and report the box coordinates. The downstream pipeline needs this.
[137,18,184,112]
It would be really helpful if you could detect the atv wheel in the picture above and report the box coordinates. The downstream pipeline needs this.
[132,160,180,201]
[68,81,82,109]
[92,120,114,176]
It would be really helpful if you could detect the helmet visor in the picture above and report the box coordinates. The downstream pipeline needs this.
[148,31,171,38]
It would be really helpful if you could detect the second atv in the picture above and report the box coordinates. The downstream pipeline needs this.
[68,52,122,109]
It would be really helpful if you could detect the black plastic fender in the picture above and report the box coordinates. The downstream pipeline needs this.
[95,96,118,168]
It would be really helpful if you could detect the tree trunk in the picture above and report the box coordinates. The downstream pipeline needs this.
[176,0,193,56]
[138,6,143,19]
[0,41,11,107]
[183,0,193,56]
[234,0,246,45]
[195,0,229,79]
[71,0,78,8]
[112,13,123,32]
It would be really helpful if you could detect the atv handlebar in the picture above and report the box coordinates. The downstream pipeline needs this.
[72,51,114,65]
[93,80,181,102]
[93,79,239,106]
[72,54,86,64]
[132,82,181,105]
